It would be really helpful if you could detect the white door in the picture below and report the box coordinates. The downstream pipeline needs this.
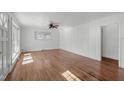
[2,28,8,74]
[0,27,8,79]
[0,28,3,77]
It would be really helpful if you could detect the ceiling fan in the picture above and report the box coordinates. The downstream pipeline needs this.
[48,21,59,29]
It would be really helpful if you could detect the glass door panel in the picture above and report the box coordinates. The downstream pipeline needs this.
[0,28,8,80]
[0,29,3,77]
[2,29,8,74]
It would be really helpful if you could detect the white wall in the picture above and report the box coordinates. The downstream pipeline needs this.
[59,25,90,57]
[59,14,122,61]
[119,15,124,68]
[102,24,119,60]
[21,27,59,51]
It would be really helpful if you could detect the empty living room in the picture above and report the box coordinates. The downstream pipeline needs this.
[0,12,124,81]
[2,0,124,93]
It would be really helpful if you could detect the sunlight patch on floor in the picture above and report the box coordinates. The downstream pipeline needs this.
[22,53,34,65]
[62,70,81,81]
[24,53,32,56]
[22,59,34,65]
[23,56,32,61]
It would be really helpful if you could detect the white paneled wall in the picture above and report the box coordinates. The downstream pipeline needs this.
[89,26,101,60]
[59,25,90,57]
[59,14,124,68]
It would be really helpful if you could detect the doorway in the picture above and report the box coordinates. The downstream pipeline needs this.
[101,23,119,64]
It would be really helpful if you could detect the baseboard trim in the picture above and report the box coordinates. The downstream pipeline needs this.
[102,57,118,62]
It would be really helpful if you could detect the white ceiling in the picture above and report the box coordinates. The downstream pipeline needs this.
[13,12,119,28]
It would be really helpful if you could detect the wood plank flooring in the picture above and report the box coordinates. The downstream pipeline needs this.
[5,49,124,81]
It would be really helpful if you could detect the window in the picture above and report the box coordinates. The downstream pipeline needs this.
[12,20,20,61]
[0,13,20,79]
[0,13,8,28]
[0,13,8,77]
[35,31,51,40]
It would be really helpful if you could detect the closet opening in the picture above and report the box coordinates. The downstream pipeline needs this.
[101,23,119,66]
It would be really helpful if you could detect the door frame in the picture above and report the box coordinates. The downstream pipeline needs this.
[99,23,120,66]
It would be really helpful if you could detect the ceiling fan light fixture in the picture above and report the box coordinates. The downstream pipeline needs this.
[48,22,59,29]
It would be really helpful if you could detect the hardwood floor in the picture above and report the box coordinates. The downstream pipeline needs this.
[5,49,124,81]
